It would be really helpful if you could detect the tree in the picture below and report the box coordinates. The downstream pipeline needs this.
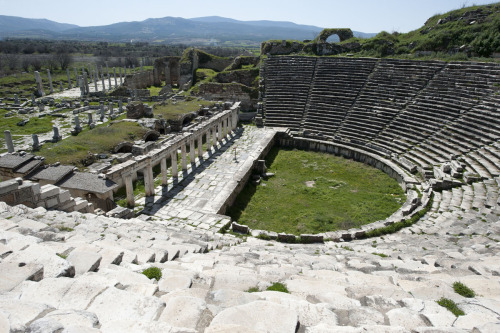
[55,51,73,70]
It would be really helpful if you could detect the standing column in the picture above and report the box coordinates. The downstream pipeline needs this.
[88,64,92,81]
[222,117,228,138]
[181,143,187,171]
[66,68,72,89]
[4,131,14,153]
[113,67,117,87]
[197,135,203,158]
[94,71,98,92]
[124,173,135,207]
[217,121,223,141]
[108,73,112,89]
[171,150,178,178]
[47,69,54,94]
[74,68,79,87]
[212,126,217,149]
[189,139,196,163]
[34,71,45,96]
[160,158,168,187]
[83,73,89,95]
[101,75,106,92]
[143,161,154,197]
[119,67,123,85]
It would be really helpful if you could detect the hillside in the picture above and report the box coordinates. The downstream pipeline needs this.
[0,15,375,45]
[0,15,78,33]
[342,3,500,58]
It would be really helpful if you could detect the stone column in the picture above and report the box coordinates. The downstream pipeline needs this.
[31,94,35,105]
[47,69,54,94]
[52,126,61,142]
[100,102,105,122]
[83,73,89,95]
[74,68,79,87]
[143,161,154,197]
[106,62,109,77]
[164,63,170,84]
[108,74,112,90]
[160,158,168,187]
[217,121,223,141]
[93,71,98,92]
[101,75,106,92]
[119,67,123,85]
[14,94,19,105]
[74,115,82,132]
[4,131,14,153]
[222,117,227,138]
[171,150,178,178]
[32,134,40,150]
[118,100,123,113]
[212,126,217,149]
[88,64,92,80]
[34,71,45,97]
[181,143,187,171]
[197,135,203,158]
[124,173,135,207]
[87,112,93,125]
[59,81,64,92]
[66,68,72,89]
[189,139,196,163]
[109,102,114,118]
[113,67,117,87]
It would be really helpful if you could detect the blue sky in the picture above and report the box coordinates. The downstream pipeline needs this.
[1,0,498,32]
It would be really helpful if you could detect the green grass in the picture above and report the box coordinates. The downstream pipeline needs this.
[246,287,260,293]
[35,121,147,167]
[153,99,213,121]
[437,297,465,317]
[0,113,57,136]
[453,282,476,298]
[227,147,406,235]
[266,282,289,293]
[142,267,162,280]
[372,252,388,258]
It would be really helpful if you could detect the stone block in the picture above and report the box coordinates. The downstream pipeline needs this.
[232,222,249,234]
[66,251,102,276]
[0,179,19,195]
[39,184,60,200]
[300,234,324,243]
[58,189,71,203]
[277,233,297,243]
[0,262,44,292]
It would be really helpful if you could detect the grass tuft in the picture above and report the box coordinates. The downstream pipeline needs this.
[437,297,465,317]
[453,282,475,298]
[266,282,289,293]
[142,267,162,280]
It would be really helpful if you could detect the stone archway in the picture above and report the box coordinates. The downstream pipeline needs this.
[315,28,354,43]
[114,142,134,153]
[143,130,160,142]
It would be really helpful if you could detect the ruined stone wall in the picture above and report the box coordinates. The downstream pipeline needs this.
[153,57,181,85]
[123,72,155,90]
[196,83,257,111]
[215,68,259,87]
[0,178,94,213]
[260,40,360,56]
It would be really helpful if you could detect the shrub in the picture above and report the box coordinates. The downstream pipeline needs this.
[437,297,465,316]
[453,282,475,298]
[246,287,259,293]
[266,282,289,293]
[142,267,162,280]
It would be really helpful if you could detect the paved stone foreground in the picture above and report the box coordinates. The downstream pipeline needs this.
[138,125,277,232]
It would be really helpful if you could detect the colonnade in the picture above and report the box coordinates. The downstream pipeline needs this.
[118,107,239,207]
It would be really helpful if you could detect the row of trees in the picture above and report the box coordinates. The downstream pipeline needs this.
[0,39,248,58]
[0,52,72,72]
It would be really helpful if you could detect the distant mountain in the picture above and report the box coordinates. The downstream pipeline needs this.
[0,15,78,33]
[0,15,376,45]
